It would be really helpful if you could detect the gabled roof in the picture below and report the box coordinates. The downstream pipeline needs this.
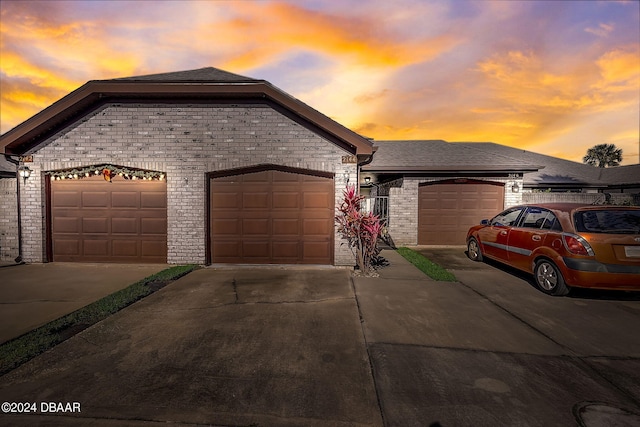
[362,140,542,173]
[1,67,373,156]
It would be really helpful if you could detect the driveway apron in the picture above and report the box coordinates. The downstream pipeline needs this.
[354,248,640,426]
[0,267,382,427]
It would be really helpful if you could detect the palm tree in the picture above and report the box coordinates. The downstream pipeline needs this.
[582,143,622,168]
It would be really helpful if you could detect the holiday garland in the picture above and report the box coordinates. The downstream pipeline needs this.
[46,164,165,182]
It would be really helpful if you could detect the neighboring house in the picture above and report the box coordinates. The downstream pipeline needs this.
[0,156,18,262]
[0,68,373,265]
[1,67,638,261]
[361,140,640,247]
[360,140,541,246]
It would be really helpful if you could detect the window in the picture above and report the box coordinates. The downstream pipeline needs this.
[574,210,640,234]
[521,208,561,231]
[491,207,524,227]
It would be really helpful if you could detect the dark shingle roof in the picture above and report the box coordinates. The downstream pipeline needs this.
[599,164,640,186]
[363,140,541,172]
[460,142,602,187]
[107,67,257,82]
[0,155,16,177]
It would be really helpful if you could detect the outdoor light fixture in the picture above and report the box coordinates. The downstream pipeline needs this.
[512,183,520,193]
[364,177,371,184]
[18,166,31,184]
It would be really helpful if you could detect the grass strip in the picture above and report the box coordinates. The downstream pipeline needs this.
[397,247,457,282]
[0,264,198,376]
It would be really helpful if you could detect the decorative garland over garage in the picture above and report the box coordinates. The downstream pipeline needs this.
[46,164,166,182]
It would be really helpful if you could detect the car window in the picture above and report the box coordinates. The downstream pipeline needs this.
[520,208,562,231]
[574,210,640,234]
[490,208,524,227]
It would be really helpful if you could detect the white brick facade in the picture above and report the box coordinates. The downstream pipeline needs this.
[0,177,19,262]
[20,103,357,265]
[388,176,524,246]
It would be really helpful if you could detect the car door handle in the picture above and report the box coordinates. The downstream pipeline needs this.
[500,230,508,236]
[532,235,541,241]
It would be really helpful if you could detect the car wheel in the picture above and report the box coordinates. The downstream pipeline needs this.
[534,259,569,296]
[467,237,483,262]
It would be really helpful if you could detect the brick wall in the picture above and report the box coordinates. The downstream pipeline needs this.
[0,178,19,262]
[21,103,357,265]
[388,176,522,246]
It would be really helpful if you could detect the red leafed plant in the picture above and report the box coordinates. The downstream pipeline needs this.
[335,185,382,274]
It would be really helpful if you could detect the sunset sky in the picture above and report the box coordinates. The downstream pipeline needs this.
[1,0,639,164]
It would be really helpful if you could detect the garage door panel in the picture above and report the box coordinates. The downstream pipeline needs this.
[112,192,139,208]
[83,217,109,234]
[53,191,81,208]
[273,192,299,208]
[112,240,138,257]
[51,175,167,263]
[419,181,504,245]
[243,219,270,235]
[210,168,333,264]
[303,242,331,262]
[112,217,137,234]
[141,217,166,235]
[54,217,80,233]
[211,219,240,235]
[141,241,166,257]
[140,192,166,209]
[211,192,241,209]
[84,240,109,256]
[82,192,109,208]
[242,241,270,258]
[272,241,299,259]
[273,219,299,235]
[243,192,269,209]
[55,239,80,255]
[303,219,331,236]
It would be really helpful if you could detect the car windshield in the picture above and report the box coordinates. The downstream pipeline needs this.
[574,210,640,234]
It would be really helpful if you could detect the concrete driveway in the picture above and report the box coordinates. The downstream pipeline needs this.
[1,250,639,426]
[0,263,167,343]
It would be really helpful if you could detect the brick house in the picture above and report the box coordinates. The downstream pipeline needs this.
[2,67,638,264]
[0,68,373,265]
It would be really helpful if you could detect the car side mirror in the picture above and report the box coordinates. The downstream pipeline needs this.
[480,219,489,225]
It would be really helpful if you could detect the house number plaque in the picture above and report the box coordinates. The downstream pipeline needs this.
[341,155,357,164]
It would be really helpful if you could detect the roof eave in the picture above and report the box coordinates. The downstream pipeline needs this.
[1,80,373,156]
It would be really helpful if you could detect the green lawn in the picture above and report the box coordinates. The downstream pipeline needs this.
[0,264,198,376]
[397,247,457,281]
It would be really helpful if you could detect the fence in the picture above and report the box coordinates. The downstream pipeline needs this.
[362,196,390,225]
[522,192,640,206]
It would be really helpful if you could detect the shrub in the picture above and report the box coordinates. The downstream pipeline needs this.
[335,185,382,274]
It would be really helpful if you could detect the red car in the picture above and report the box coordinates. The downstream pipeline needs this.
[466,203,640,295]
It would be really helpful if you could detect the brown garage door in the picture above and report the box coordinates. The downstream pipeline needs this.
[418,179,504,245]
[210,167,334,264]
[50,175,167,263]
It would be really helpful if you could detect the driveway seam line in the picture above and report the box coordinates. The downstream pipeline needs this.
[350,275,387,427]
[455,278,577,356]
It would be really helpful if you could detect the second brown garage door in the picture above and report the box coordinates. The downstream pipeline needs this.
[210,167,334,264]
[418,179,504,245]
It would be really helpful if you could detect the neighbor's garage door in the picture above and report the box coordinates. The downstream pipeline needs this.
[210,168,334,264]
[50,175,167,263]
[418,180,504,245]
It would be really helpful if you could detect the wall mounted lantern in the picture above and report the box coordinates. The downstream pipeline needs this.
[511,183,520,193]
[18,166,31,184]
[364,177,371,184]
